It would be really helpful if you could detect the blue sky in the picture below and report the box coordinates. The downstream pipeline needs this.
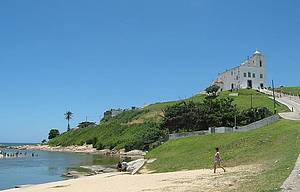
[0,0,299,142]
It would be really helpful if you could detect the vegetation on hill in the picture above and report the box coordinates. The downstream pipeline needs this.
[161,97,272,133]
[48,89,288,150]
[276,86,300,96]
[146,120,300,191]
[49,110,167,151]
[219,89,288,112]
[48,129,60,140]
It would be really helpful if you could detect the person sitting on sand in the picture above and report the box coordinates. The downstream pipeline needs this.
[117,161,122,171]
[213,147,226,173]
[121,160,128,172]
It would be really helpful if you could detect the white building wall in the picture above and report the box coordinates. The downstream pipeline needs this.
[214,50,266,91]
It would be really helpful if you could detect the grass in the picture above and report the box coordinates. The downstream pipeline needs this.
[48,109,156,149]
[49,89,288,149]
[146,119,300,191]
[276,86,300,96]
[219,89,288,112]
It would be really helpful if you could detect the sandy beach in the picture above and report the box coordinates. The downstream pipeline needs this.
[2,164,261,192]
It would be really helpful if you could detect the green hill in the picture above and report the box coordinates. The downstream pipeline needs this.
[48,89,289,149]
[276,86,300,96]
[146,119,300,191]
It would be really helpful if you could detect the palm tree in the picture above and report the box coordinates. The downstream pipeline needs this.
[64,111,73,131]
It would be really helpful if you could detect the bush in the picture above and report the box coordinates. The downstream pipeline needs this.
[48,129,60,140]
[161,98,273,133]
[124,139,144,151]
[161,98,238,133]
[148,141,161,151]
[86,137,98,148]
[239,107,272,126]
[95,142,104,150]
[205,84,220,96]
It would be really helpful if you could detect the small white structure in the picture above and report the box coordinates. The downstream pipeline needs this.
[213,49,266,91]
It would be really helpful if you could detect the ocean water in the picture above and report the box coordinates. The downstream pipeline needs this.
[0,143,118,190]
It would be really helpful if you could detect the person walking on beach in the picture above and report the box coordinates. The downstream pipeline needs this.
[213,147,225,173]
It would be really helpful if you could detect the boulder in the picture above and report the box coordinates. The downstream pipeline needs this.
[126,159,147,175]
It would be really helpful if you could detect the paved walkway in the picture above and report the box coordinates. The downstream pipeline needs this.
[259,89,300,120]
[281,155,300,192]
[277,97,300,120]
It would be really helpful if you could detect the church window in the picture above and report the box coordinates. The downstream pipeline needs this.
[260,60,262,67]
[260,74,263,78]
[252,73,255,78]
[244,73,247,77]
[248,72,251,77]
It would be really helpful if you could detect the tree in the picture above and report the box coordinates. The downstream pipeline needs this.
[161,98,238,133]
[64,111,73,131]
[205,84,220,96]
[41,139,47,144]
[77,121,96,129]
[238,107,272,125]
[48,129,60,140]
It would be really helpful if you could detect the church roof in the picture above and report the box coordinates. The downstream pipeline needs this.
[254,49,261,55]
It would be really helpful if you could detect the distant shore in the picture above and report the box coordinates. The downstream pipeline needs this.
[1,144,146,159]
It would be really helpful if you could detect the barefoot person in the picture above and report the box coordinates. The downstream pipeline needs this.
[213,147,225,173]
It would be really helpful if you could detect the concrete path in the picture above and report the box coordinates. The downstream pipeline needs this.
[276,97,300,120]
[281,155,300,192]
[259,89,300,120]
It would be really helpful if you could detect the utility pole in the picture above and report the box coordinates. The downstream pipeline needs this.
[250,94,253,109]
[234,113,237,129]
[272,80,277,114]
[234,106,238,129]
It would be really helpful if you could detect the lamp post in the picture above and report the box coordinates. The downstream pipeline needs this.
[272,80,277,114]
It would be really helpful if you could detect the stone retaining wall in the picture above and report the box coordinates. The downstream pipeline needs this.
[169,130,209,140]
[169,114,280,140]
[236,114,280,132]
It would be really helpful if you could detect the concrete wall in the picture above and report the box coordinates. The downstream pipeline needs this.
[169,130,209,140]
[236,114,280,132]
[209,127,234,134]
[168,114,280,140]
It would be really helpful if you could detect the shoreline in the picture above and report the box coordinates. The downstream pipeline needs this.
[0,144,149,190]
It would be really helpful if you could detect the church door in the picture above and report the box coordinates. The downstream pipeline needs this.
[247,80,252,89]
[260,83,264,89]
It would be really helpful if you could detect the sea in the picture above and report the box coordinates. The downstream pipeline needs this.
[0,143,118,190]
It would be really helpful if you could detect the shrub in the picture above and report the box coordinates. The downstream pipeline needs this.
[86,137,98,148]
[95,142,104,150]
[48,129,60,140]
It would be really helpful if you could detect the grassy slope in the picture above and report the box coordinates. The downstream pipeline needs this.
[143,89,288,121]
[276,87,300,96]
[146,119,300,191]
[49,89,288,148]
[219,89,288,112]
[48,110,154,148]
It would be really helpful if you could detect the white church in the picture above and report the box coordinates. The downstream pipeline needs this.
[213,49,267,91]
